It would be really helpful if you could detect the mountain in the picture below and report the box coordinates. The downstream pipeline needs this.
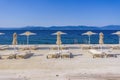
[20,26,48,30]
[101,25,120,30]
[0,25,120,30]
[48,26,100,30]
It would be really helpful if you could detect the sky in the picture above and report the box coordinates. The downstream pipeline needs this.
[0,0,120,27]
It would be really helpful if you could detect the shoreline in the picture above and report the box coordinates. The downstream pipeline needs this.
[1,44,120,48]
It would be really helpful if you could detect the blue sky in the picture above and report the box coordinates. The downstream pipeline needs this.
[0,0,120,27]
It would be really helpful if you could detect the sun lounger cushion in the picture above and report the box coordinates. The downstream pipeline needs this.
[16,53,33,59]
[60,50,72,58]
[47,51,60,59]
[89,49,105,58]
[89,49,103,54]
[104,51,117,58]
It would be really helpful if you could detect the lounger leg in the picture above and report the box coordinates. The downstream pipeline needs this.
[61,56,62,59]
[93,55,95,58]
[46,56,48,59]
[115,55,117,58]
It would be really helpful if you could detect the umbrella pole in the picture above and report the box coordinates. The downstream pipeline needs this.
[101,44,102,51]
[58,44,60,53]
[27,36,30,50]
[14,45,16,54]
[88,35,90,44]
[119,36,120,44]
[27,36,29,45]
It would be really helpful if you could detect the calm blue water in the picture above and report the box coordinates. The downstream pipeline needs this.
[0,30,119,44]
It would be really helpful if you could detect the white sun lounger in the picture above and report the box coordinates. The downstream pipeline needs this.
[89,49,105,58]
[0,51,16,59]
[104,51,117,58]
[60,50,72,58]
[47,50,60,59]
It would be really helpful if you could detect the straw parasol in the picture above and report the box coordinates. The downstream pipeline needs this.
[99,32,104,44]
[12,32,18,54]
[82,31,97,44]
[0,32,4,35]
[20,31,36,45]
[52,31,66,52]
[112,31,120,44]
[12,32,17,45]
[99,32,104,50]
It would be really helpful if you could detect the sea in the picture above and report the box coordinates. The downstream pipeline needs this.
[0,30,119,45]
